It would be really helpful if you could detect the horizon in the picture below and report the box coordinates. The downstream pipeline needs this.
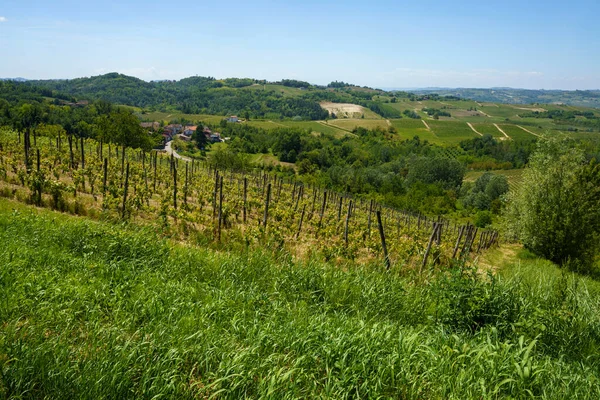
[1,0,599,90]
[3,74,600,93]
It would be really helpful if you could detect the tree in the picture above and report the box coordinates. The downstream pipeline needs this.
[406,157,465,190]
[507,139,600,270]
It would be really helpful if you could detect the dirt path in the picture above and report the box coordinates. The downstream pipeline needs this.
[493,124,511,140]
[516,125,542,138]
[164,136,192,161]
[467,122,484,137]
[421,120,431,130]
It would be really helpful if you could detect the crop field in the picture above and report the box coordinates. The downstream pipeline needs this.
[478,104,521,119]
[328,118,389,131]
[245,120,288,130]
[243,83,306,97]
[427,120,478,144]
[470,122,504,138]
[496,124,538,141]
[0,128,496,271]
[280,121,349,136]
[246,120,349,137]
[465,168,524,191]
[390,119,438,142]
[139,111,225,125]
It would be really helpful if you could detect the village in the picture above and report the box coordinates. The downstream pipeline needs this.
[140,115,240,147]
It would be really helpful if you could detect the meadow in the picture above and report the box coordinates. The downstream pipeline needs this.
[1,197,600,398]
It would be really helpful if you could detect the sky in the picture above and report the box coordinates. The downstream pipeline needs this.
[1,0,599,90]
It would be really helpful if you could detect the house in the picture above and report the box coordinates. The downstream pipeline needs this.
[227,116,239,123]
[162,131,173,142]
[165,124,183,135]
[183,125,197,137]
[208,131,222,143]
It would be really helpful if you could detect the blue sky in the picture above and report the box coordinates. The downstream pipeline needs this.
[1,0,599,89]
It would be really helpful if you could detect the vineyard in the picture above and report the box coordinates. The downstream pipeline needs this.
[0,127,498,270]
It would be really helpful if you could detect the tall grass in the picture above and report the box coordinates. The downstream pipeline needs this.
[1,198,600,398]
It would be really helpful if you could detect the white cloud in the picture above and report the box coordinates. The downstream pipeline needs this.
[0,17,7,22]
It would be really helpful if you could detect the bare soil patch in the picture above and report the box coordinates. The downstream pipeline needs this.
[320,102,367,118]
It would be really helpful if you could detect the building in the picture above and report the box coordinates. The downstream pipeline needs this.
[183,125,197,137]
[164,124,183,135]
[227,116,239,123]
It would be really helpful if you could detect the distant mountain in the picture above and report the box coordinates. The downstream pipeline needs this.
[402,87,600,108]
[0,77,28,82]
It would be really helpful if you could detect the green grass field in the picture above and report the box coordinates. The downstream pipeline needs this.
[2,197,600,398]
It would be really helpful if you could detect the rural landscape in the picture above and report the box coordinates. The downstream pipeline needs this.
[2,1,600,398]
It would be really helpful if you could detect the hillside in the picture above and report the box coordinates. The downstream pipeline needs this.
[26,73,391,120]
[2,197,600,398]
[409,88,600,109]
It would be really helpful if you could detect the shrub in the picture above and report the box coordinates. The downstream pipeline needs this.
[507,139,600,271]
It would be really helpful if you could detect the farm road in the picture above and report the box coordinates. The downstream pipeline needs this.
[164,135,192,161]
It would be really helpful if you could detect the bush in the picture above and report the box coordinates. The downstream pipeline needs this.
[507,139,600,271]
[474,210,493,227]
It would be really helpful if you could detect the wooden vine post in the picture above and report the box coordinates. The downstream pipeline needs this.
[296,204,306,239]
[421,222,441,274]
[376,210,390,270]
[318,191,327,228]
[217,176,224,241]
[80,137,85,169]
[102,157,108,194]
[213,171,219,220]
[121,162,130,219]
[263,183,271,228]
[452,225,465,259]
[173,164,178,209]
[344,200,353,246]
[243,177,247,223]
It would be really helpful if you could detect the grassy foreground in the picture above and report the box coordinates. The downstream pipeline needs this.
[1,199,600,399]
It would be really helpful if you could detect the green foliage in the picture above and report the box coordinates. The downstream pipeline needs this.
[461,172,509,212]
[207,147,251,172]
[406,157,465,189]
[474,210,493,227]
[2,202,600,398]
[507,139,600,270]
